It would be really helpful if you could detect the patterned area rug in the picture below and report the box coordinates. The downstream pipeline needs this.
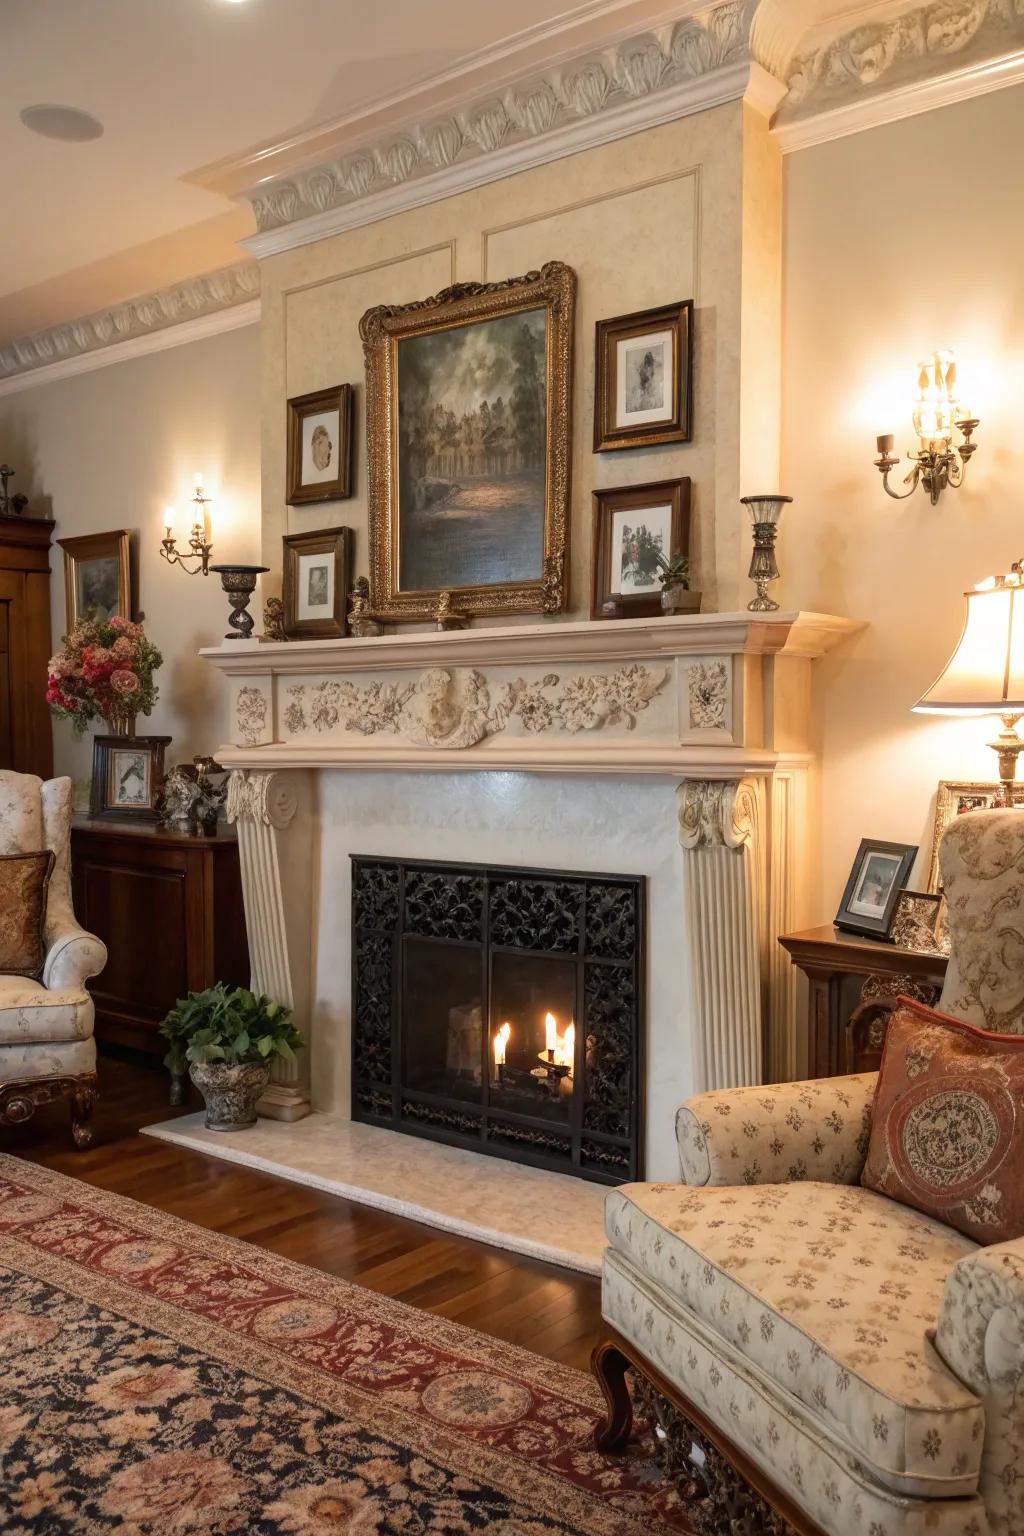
[0,1155,688,1535]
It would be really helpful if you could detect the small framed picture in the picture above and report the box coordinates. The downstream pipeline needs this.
[928,780,1024,890]
[282,527,352,639]
[286,384,354,504]
[58,530,132,627]
[591,479,690,619]
[889,890,950,956]
[594,301,693,452]
[835,839,918,939]
[90,735,170,822]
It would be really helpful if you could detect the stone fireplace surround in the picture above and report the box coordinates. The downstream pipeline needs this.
[176,610,855,1201]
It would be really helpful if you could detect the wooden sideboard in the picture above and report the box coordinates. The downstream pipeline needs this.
[71,818,249,1058]
[0,513,55,779]
[779,925,949,1079]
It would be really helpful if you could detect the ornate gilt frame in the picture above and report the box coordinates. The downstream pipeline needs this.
[360,261,575,622]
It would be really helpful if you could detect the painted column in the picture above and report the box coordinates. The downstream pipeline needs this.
[677,778,766,1091]
[226,769,314,1121]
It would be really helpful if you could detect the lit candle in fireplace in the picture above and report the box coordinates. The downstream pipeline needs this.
[545,1011,557,1061]
[493,1021,511,1080]
[557,1022,576,1071]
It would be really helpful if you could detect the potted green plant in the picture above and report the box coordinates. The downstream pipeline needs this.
[161,983,305,1131]
[655,551,701,615]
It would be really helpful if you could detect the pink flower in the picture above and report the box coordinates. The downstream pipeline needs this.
[111,636,137,662]
[110,669,140,696]
[81,645,115,682]
[109,617,143,638]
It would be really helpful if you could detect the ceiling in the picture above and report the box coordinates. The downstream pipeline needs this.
[0,0,896,347]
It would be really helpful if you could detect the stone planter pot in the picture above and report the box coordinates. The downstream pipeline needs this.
[188,1061,271,1132]
[660,585,702,616]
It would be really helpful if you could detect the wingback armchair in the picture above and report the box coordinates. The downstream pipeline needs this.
[594,807,1024,1536]
[0,772,106,1145]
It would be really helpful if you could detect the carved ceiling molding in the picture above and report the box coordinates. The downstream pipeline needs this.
[779,0,1024,142]
[241,1,776,253]
[0,262,260,386]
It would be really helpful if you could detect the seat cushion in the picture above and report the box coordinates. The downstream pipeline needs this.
[0,974,94,1043]
[606,1180,983,1499]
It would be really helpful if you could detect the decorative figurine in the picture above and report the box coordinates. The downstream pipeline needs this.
[263,596,287,642]
[0,464,29,517]
[349,576,382,637]
[433,590,468,631]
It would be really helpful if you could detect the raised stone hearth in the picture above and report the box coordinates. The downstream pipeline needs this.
[196,610,856,1198]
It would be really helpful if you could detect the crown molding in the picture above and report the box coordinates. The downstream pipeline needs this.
[775,0,1024,150]
[0,263,260,393]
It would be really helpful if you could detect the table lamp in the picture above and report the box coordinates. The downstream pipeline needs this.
[914,562,1024,808]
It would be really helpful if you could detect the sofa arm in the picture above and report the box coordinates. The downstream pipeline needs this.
[936,1243,1024,1527]
[676,1073,877,1187]
[43,920,107,992]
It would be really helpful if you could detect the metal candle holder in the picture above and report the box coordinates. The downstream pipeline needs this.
[740,494,792,612]
[209,564,270,641]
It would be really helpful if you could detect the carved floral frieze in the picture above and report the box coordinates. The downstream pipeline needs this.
[266,664,669,750]
[686,660,729,730]
[235,686,269,747]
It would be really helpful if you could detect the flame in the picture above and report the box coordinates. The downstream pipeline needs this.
[493,1022,511,1066]
[544,1012,575,1069]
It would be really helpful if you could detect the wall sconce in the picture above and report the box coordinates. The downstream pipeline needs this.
[873,351,979,505]
[160,473,214,575]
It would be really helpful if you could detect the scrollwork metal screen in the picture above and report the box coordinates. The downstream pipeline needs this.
[351,856,644,1183]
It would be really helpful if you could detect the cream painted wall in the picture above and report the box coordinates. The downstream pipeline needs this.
[0,323,262,790]
[260,102,781,620]
[782,83,1024,910]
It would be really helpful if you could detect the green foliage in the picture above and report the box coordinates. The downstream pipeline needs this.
[654,550,691,588]
[161,982,305,1074]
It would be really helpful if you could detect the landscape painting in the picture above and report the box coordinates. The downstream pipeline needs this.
[396,307,548,592]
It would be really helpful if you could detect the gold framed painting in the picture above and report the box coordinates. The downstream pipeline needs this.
[927,780,1024,890]
[58,530,131,626]
[593,300,693,452]
[282,527,352,639]
[360,261,576,623]
[286,384,354,505]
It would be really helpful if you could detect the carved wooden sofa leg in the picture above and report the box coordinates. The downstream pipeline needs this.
[70,1077,99,1148]
[591,1327,820,1536]
[0,1072,99,1150]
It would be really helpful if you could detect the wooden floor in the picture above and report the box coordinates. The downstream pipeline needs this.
[3,1053,603,1372]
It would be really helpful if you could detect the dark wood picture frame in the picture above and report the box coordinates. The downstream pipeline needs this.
[591,478,690,620]
[286,384,354,505]
[58,530,132,627]
[282,527,352,639]
[593,300,693,452]
[834,838,918,940]
[90,734,170,822]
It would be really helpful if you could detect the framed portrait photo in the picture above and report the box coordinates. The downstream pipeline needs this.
[282,527,352,639]
[835,838,918,939]
[90,734,170,822]
[58,530,131,627]
[360,261,575,622]
[286,384,354,505]
[927,780,1024,890]
[594,300,693,452]
[591,479,690,619]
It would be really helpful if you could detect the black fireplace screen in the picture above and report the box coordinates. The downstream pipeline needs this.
[351,857,644,1183]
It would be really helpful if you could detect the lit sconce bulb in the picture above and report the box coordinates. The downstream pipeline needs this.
[913,350,960,447]
[164,505,175,534]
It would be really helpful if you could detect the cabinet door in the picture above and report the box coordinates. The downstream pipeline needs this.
[0,601,12,767]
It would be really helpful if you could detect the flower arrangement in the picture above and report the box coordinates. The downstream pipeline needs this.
[47,616,162,733]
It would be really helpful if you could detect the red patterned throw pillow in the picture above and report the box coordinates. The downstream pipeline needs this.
[862,997,1024,1245]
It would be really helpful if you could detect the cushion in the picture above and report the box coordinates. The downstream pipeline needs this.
[605,1179,982,1498]
[0,850,53,977]
[862,997,1024,1245]
[0,974,94,1042]
[937,807,1024,1034]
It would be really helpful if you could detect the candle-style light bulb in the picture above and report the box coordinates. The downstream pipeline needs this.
[164,505,176,535]
[493,1022,511,1068]
[544,1011,557,1056]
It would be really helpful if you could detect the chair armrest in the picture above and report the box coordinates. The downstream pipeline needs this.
[936,1242,1024,1523]
[43,919,107,991]
[676,1073,877,1187]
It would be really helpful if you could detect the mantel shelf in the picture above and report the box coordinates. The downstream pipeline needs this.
[201,610,862,678]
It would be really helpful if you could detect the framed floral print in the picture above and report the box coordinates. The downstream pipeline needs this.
[834,838,918,939]
[58,530,132,627]
[360,262,575,623]
[591,479,690,619]
[593,300,693,452]
[282,527,352,640]
[90,734,170,822]
[286,384,354,505]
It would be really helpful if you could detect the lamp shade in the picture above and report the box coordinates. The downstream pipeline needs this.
[915,577,1024,715]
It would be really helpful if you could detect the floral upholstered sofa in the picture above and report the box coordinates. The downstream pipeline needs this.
[593,808,1024,1536]
[0,772,107,1145]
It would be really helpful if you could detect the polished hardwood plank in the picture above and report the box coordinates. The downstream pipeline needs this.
[3,1054,602,1371]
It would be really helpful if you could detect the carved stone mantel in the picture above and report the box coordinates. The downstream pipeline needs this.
[205,611,858,1107]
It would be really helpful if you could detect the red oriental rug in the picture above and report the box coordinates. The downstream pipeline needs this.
[0,1154,688,1535]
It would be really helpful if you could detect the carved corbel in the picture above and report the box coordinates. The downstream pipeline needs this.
[677,778,759,850]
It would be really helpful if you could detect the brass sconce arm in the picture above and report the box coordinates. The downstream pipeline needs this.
[873,419,979,507]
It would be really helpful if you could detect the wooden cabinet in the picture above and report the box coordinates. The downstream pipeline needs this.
[779,925,949,1079]
[0,513,55,778]
[70,818,249,1056]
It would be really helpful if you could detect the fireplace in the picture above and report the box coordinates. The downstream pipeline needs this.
[351,856,644,1183]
